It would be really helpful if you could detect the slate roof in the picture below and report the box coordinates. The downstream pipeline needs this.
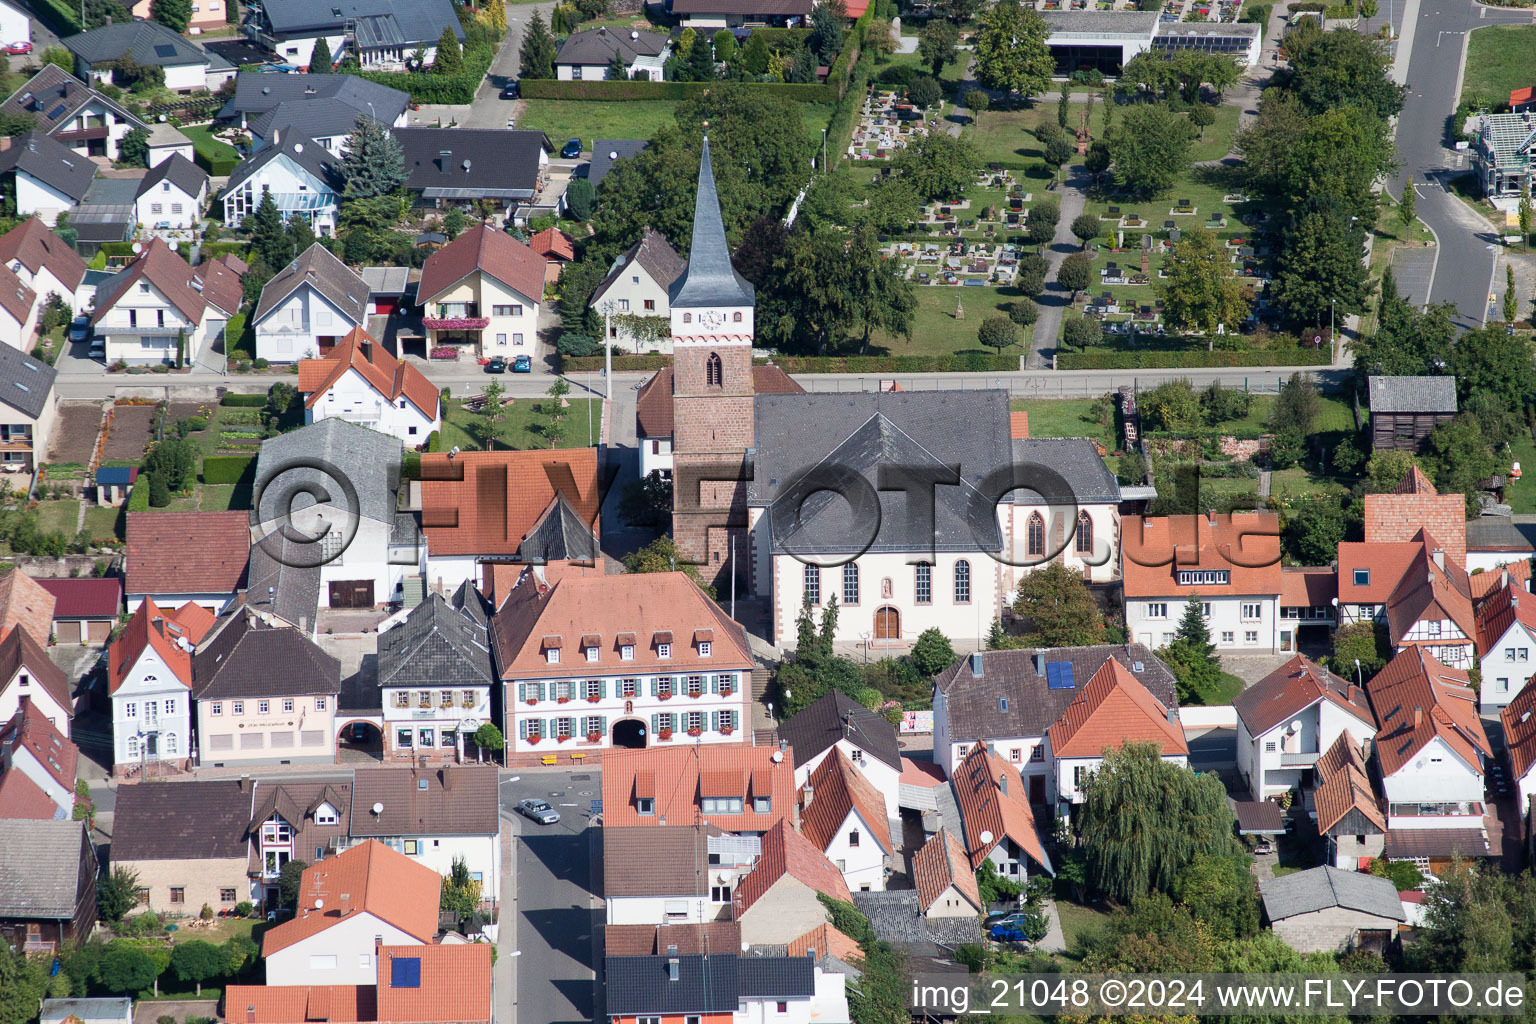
[1038,8,1160,32]
[418,221,547,303]
[749,390,1011,554]
[64,19,217,68]
[1259,866,1406,922]
[223,73,410,123]
[556,26,668,65]
[1047,657,1189,758]
[0,132,95,202]
[349,766,500,837]
[1010,438,1121,504]
[1366,647,1489,777]
[670,138,753,309]
[256,242,369,325]
[262,839,441,955]
[733,818,850,914]
[418,448,598,557]
[1466,519,1536,554]
[1368,375,1458,414]
[0,344,55,421]
[602,825,716,897]
[112,779,251,860]
[605,955,813,1015]
[1234,655,1375,738]
[513,495,599,564]
[593,228,685,312]
[244,530,321,632]
[0,818,89,917]
[259,0,464,41]
[775,689,901,771]
[397,129,551,202]
[377,587,494,689]
[934,644,1176,744]
[134,153,207,201]
[0,623,71,714]
[911,827,982,913]
[799,748,892,854]
[193,615,341,700]
[851,889,984,951]
[225,134,342,196]
[588,139,647,188]
[125,510,250,597]
[252,418,402,530]
[0,65,145,140]
[249,99,387,147]
[0,567,56,647]
[635,364,800,439]
[0,216,88,293]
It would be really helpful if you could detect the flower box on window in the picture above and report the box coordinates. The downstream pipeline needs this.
[687,727,703,737]
[658,693,673,701]
[689,691,703,699]
[462,699,476,707]
[720,726,735,735]
[555,734,569,743]
[557,697,572,704]
[586,695,601,703]
[586,731,601,742]
[527,733,541,744]
[658,728,673,740]
[423,318,489,331]
[720,686,732,697]
[525,698,538,706]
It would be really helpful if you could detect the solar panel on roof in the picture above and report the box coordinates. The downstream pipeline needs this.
[45,104,66,121]
[154,44,178,57]
[1045,662,1075,690]
[390,957,420,988]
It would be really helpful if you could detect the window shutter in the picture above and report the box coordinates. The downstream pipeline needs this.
[517,683,525,702]
[650,677,658,697]
[601,679,608,699]
[711,711,719,732]
[710,674,719,694]
[518,719,527,740]
[651,714,659,732]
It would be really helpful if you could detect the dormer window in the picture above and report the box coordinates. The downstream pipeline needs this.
[315,803,337,825]
[753,795,771,814]
[699,641,712,658]
[658,642,671,659]
[621,645,634,661]
[702,796,744,814]
[547,648,560,665]
[585,646,599,662]
[637,797,655,815]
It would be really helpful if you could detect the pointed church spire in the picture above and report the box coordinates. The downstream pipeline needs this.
[669,132,755,309]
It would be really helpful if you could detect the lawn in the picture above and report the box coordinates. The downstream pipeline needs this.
[1009,397,1117,451]
[1187,100,1242,164]
[1216,393,1356,434]
[880,50,970,88]
[1460,25,1536,106]
[520,100,680,149]
[81,505,125,542]
[181,123,240,165]
[438,396,601,452]
[873,283,1030,356]
[34,500,79,538]
[1505,432,1536,513]
[1052,899,1114,959]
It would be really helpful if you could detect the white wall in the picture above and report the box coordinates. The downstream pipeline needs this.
[1057,752,1187,806]
[593,261,674,354]
[253,502,395,610]
[1128,594,1279,653]
[638,438,673,479]
[1381,735,1483,811]
[305,367,440,446]
[345,834,501,902]
[162,63,209,94]
[0,301,31,350]
[254,283,361,362]
[134,181,202,231]
[148,142,196,168]
[1241,700,1375,801]
[795,740,901,821]
[818,806,886,892]
[111,646,193,766]
[506,671,749,754]
[264,910,421,986]
[1002,502,1120,586]
[0,667,71,737]
[604,892,733,926]
[0,1,28,44]
[15,173,76,226]
[1469,551,1533,573]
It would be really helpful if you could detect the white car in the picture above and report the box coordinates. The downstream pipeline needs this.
[516,798,560,825]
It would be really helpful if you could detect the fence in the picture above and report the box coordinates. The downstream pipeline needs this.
[788,370,1349,396]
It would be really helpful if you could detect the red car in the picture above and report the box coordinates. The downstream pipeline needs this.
[3,41,33,55]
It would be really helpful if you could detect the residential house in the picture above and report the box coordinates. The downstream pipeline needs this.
[416,448,600,595]
[133,154,209,235]
[603,826,752,926]
[1366,647,1492,869]
[555,26,670,81]
[193,615,342,768]
[361,265,409,316]
[1467,520,1536,575]
[228,943,491,1024]
[1260,866,1405,953]
[0,216,90,312]
[0,818,97,951]
[950,745,1053,881]
[0,700,78,820]
[1233,655,1376,801]
[377,585,495,763]
[1280,566,1336,652]
[1122,511,1284,652]
[108,597,217,773]
[1475,580,1536,707]
[0,565,58,647]
[0,336,57,476]
[111,778,253,915]
[244,0,465,70]
[261,839,440,986]
[1502,682,1536,823]
[0,133,95,226]
[145,124,195,167]
[251,418,406,613]
[667,0,814,28]
[1383,536,1476,669]
[296,327,441,444]
[601,744,796,831]
[733,818,852,944]
[1313,734,1387,870]
[930,644,1176,786]
[246,779,352,909]
[604,920,742,957]
[587,139,647,188]
[222,131,343,235]
[0,622,74,737]
[490,569,752,754]
[348,765,502,903]
[1368,376,1457,452]
[0,1,25,47]
[529,227,573,286]
[128,0,227,33]
[592,228,687,358]
[416,223,545,355]
[90,239,243,366]
[798,748,892,892]
[605,951,832,1024]
[634,363,800,479]
[40,998,133,1024]
[254,243,370,362]
[396,129,551,214]
[1364,466,1468,566]
[786,921,863,977]
[63,20,236,93]
[0,66,148,161]
[0,262,35,350]
[1047,656,1189,808]
[37,577,122,645]
[777,688,902,820]
[218,74,410,141]
[124,510,250,612]
[911,827,984,920]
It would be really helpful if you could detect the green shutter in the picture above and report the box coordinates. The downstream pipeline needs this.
[649,677,657,697]
[710,675,719,694]
[517,683,525,702]
[711,711,720,732]
[601,678,609,699]
[651,714,659,732]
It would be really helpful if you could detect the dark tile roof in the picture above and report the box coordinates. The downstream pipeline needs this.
[1466,519,1536,553]
[934,645,1176,743]
[602,825,713,897]
[245,530,322,632]
[247,780,352,874]
[259,0,464,43]
[0,343,56,420]
[349,766,499,837]
[192,615,341,699]
[515,495,599,564]
[253,418,402,530]
[1010,438,1121,504]
[225,73,410,121]
[1380,827,1490,859]
[851,890,983,951]
[556,26,668,65]
[737,957,816,998]
[749,390,1011,554]
[0,819,91,917]
[225,135,342,195]
[1233,655,1374,737]
[396,128,551,199]
[1259,866,1406,922]
[135,153,208,201]
[377,588,494,689]
[112,779,251,860]
[0,132,95,202]
[604,955,814,1015]
[775,689,901,771]
[64,20,214,68]
[0,217,88,294]
[1367,375,1458,413]
[588,139,647,188]
[249,99,387,148]
[670,140,754,309]
[254,242,370,324]
[0,65,145,138]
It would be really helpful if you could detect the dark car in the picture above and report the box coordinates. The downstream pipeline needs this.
[511,354,532,373]
[501,81,519,99]
[561,137,583,159]
[485,356,507,373]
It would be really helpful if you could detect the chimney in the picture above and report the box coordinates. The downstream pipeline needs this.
[1432,549,1445,571]
[247,1007,256,1024]
[1414,706,1423,729]
[1033,652,1045,676]
[970,651,984,678]
[667,958,680,982]
[16,693,27,707]
[1208,508,1217,526]
[439,149,452,176]
[801,783,814,811]
[239,774,250,793]
[440,765,453,791]
[1503,569,1510,590]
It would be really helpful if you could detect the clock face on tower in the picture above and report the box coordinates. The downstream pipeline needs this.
[700,309,724,330]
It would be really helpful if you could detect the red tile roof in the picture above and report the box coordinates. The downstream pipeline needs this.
[262,840,442,955]
[0,261,35,327]
[1009,411,1029,440]
[899,756,946,788]
[125,510,250,596]
[36,576,121,619]
[1512,86,1535,107]
[798,748,891,855]
[1363,470,1465,565]
[1281,567,1336,608]
[224,986,376,1024]
[1384,536,1474,648]
[417,224,545,307]
[1315,731,1371,781]
[528,227,575,262]
[108,597,216,693]
[1047,657,1189,759]
[298,327,440,419]
[951,746,1051,872]
[1234,655,1374,738]
[600,744,795,830]
[1121,512,1282,598]
[0,624,73,715]
[786,923,862,963]
[911,827,982,913]
[0,568,55,647]
[1337,542,1424,605]
[376,943,491,1023]
[732,818,850,915]
[604,921,741,956]
[1472,561,1532,602]
[0,764,60,819]
[1502,682,1536,779]
[91,238,242,327]
[1366,647,1489,778]
[0,217,87,292]
[1313,762,1386,834]
[0,699,76,813]
[1475,582,1536,658]
[419,449,599,558]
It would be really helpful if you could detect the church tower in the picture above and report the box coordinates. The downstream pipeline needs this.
[669,136,756,586]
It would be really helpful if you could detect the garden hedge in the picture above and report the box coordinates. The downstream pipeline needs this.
[220,392,268,407]
[192,148,240,177]
[765,353,1023,372]
[30,0,79,36]
[1056,349,1332,369]
[519,78,841,103]
[201,455,256,485]
[563,354,671,372]
[343,36,498,105]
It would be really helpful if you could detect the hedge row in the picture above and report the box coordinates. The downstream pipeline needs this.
[192,148,240,177]
[221,393,268,407]
[343,42,497,105]
[519,78,840,103]
[29,0,79,37]
[563,354,671,372]
[201,455,255,485]
[1057,349,1332,369]
[764,353,1021,373]
[202,242,249,260]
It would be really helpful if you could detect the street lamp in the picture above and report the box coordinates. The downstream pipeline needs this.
[821,128,828,173]
[1330,298,1336,364]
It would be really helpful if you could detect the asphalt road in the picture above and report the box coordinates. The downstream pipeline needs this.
[1389,0,1532,328]
[501,770,602,1024]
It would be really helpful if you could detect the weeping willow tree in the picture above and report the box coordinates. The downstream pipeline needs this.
[1078,741,1240,903]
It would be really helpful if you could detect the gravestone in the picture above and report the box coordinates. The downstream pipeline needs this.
[1142,234,1153,251]
[955,297,965,320]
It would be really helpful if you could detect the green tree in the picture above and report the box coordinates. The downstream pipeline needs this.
[443,207,466,241]
[1012,561,1107,646]
[1063,317,1102,352]
[118,126,149,168]
[440,857,483,921]
[607,48,630,80]
[1275,199,1370,326]
[248,191,292,265]
[1079,742,1240,903]
[147,473,171,507]
[433,28,464,74]
[807,0,845,62]
[1156,225,1250,337]
[1173,854,1260,940]
[474,378,506,448]
[917,20,959,78]
[1162,597,1225,705]
[1286,29,1404,120]
[1450,324,1536,415]
[39,46,73,73]
[1282,495,1358,565]
[1421,415,1498,507]
[976,858,1025,904]
[1505,264,1519,324]
[1139,379,1201,432]
[623,535,716,598]
[977,314,1019,355]
[973,0,1055,103]
[1271,373,1320,436]
[1333,621,1388,678]
[1070,212,1101,249]
[310,35,333,73]
[713,29,737,62]
[1043,135,1074,181]
[738,33,769,75]
[339,114,407,200]
[1009,297,1039,340]
[965,89,990,127]
[1057,78,1071,128]
[149,0,192,33]
[1368,857,1423,892]
[144,438,196,491]
[910,628,956,677]
[98,943,159,996]
[278,860,308,908]
[1108,103,1195,197]
[1188,101,1215,141]
[753,223,915,356]
[907,75,943,110]
[286,211,316,257]
[540,377,570,447]
[1364,448,1419,492]
[1056,251,1094,301]
[1520,194,1532,252]
[1353,269,1457,376]
[565,177,595,220]
[518,8,557,79]
[890,130,981,204]
[1410,861,1513,973]
[98,866,139,922]
[472,722,504,762]
[1400,173,1416,229]
[169,941,224,996]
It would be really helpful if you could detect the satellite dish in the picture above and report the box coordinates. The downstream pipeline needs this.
[371,802,384,815]
[131,241,142,254]
[293,143,304,153]
[770,750,783,762]
[630,29,638,38]
[978,829,994,845]
[314,898,323,909]
[1289,720,1302,733]
[608,150,618,159]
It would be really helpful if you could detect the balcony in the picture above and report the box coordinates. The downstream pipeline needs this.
[258,321,315,336]
[1279,751,1320,767]
[423,317,489,331]
[102,324,185,337]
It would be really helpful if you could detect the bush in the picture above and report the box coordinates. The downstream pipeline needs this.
[147,473,171,507]
[126,479,150,511]
[1057,348,1332,369]
[557,332,601,357]
[221,392,268,407]
[201,455,255,485]
[233,901,254,918]
[517,76,840,103]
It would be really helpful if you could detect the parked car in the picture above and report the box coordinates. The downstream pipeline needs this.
[501,81,519,99]
[517,798,560,825]
[561,137,583,159]
[88,340,104,360]
[506,118,516,130]
[485,356,507,373]
[3,41,32,55]
[511,354,532,373]
[68,318,90,343]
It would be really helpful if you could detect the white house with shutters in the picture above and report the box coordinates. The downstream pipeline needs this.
[1233,656,1378,801]
[108,598,214,773]
[1474,581,1536,708]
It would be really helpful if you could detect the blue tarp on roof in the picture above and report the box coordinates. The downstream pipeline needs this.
[96,467,138,486]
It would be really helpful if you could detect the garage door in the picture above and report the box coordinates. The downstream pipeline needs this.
[374,298,398,316]
[56,621,81,644]
[87,620,110,643]
[329,581,374,608]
